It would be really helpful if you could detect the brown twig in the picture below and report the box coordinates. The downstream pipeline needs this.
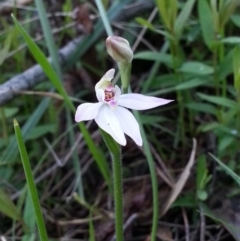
[182,208,190,241]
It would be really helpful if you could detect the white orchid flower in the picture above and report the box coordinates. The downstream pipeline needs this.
[75,69,173,146]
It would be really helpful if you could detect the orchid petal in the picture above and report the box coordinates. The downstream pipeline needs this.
[96,89,105,102]
[114,85,121,101]
[118,94,173,110]
[114,107,142,146]
[75,102,103,122]
[95,105,126,146]
[107,85,121,108]
[95,69,115,91]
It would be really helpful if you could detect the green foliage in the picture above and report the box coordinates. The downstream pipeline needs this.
[11,15,111,188]
[198,0,215,49]
[233,46,240,92]
[0,33,12,66]
[179,62,214,75]
[1,0,240,239]
[196,155,211,201]
[209,153,240,186]
[0,189,22,221]
[14,119,48,241]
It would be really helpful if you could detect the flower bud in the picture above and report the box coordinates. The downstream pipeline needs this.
[106,36,133,63]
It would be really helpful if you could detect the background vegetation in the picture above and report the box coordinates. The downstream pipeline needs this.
[0,0,240,240]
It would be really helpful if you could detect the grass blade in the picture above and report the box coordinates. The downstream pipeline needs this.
[1,97,50,164]
[14,119,48,241]
[34,0,62,80]
[133,111,158,241]
[209,153,240,186]
[174,0,196,39]
[197,93,238,109]
[89,208,96,241]
[198,0,214,50]
[12,14,72,109]
[0,189,21,221]
[95,0,113,36]
[12,15,111,187]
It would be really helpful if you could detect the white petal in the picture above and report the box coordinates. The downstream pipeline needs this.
[114,85,121,101]
[95,69,115,91]
[75,102,103,122]
[114,107,142,146]
[118,94,173,110]
[106,85,121,108]
[96,89,105,102]
[103,68,115,80]
[95,105,126,146]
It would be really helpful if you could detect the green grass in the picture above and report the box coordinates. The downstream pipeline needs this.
[0,0,240,240]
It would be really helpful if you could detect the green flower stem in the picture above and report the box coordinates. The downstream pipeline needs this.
[133,111,158,241]
[119,62,132,94]
[100,129,123,241]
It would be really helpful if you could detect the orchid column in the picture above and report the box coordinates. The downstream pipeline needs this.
[75,36,172,241]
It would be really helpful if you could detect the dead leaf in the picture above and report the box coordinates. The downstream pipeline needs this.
[161,139,197,216]
[157,226,173,241]
[144,235,151,241]
[74,4,93,34]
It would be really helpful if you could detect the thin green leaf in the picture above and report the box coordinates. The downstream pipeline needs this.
[26,124,57,140]
[210,0,218,32]
[133,110,158,241]
[219,0,238,29]
[174,0,196,38]
[233,46,240,91]
[23,191,36,231]
[185,102,217,115]
[231,14,240,28]
[95,0,113,36]
[175,77,209,90]
[198,0,215,49]
[135,17,154,31]
[14,119,48,241]
[1,98,50,164]
[200,203,240,241]
[169,0,177,27]
[156,0,171,30]
[218,49,234,80]
[12,14,72,108]
[0,189,21,221]
[197,93,238,109]
[196,155,207,190]
[134,51,176,66]
[179,62,214,75]
[149,77,210,96]
[209,153,240,186]
[0,33,12,65]
[2,107,19,118]
[218,136,235,153]
[89,209,96,241]
[34,0,62,80]
[221,37,240,44]
[201,122,221,132]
